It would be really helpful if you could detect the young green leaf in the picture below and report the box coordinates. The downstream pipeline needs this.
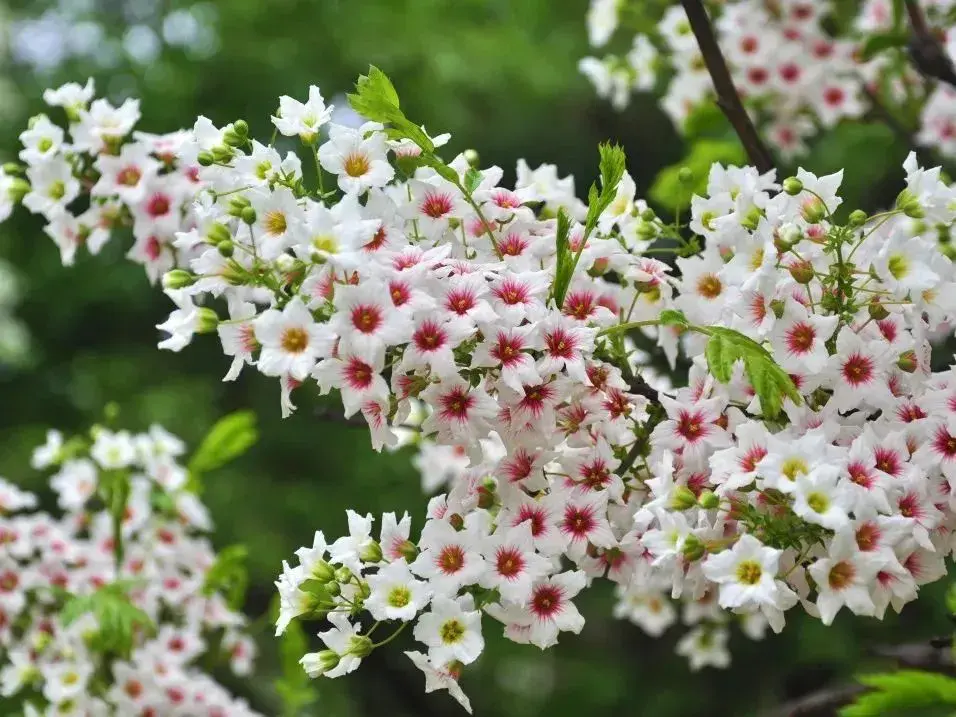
[464,167,483,195]
[62,581,154,658]
[188,410,259,480]
[202,544,249,610]
[658,309,689,327]
[550,207,573,307]
[583,142,627,239]
[702,327,801,418]
[840,670,956,716]
[348,66,434,154]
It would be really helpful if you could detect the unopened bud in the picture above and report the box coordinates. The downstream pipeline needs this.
[640,207,656,222]
[359,540,383,564]
[316,650,340,673]
[449,513,465,531]
[233,119,249,137]
[867,299,889,321]
[240,206,257,225]
[334,566,353,584]
[897,350,918,373]
[7,178,30,202]
[347,635,374,658]
[698,489,719,510]
[782,177,804,196]
[678,167,694,185]
[636,221,658,239]
[848,209,867,227]
[206,222,232,245]
[311,560,336,582]
[800,196,826,224]
[769,298,785,319]
[196,307,219,334]
[681,534,705,562]
[2,163,23,175]
[162,269,196,290]
[463,148,480,167]
[903,200,924,219]
[217,240,234,257]
[197,151,214,167]
[211,144,234,163]
[223,128,245,148]
[325,580,341,597]
[671,485,697,511]
[788,260,814,284]
[398,540,419,562]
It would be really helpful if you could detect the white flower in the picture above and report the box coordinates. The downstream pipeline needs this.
[272,86,334,143]
[366,560,432,622]
[254,297,333,380]
[413,595,485,666]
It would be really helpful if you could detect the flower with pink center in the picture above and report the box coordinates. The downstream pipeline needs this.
[471,325,540,392]
[421,376,498,445]
[380,511,413,563]
[408,178,466,239]
[440,273,497,327]
[497,493,565,557]
[552,489,616,555]
[217,298,259,382]
[489,271,549,324]
[653,395,731,468]
[535,316,596,384]
[329,280,412,364]
[769,300,838,373]
[824,328,895,413]
[479,522,551,603]
[521,571,587,648]
[313,352,390,418]
[807,530,881,625]
[254,297,333,381]
[401,315,473,378]
[410,519,485,597]
[709,421,770,494]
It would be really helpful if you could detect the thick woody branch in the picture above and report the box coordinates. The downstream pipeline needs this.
[904,0,956,88]
[679,0,776,174]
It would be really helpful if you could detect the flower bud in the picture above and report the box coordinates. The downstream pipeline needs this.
[782,177,804,196]
[359,540,383,564]
[317,650,340,673]
[449,513,465,531]
[677,167,694,185]
[800,196,826,224]
[867,299,889,321]
[640,207,656,222]
[347,635,374,659]
[697,489,719,510]
[903,200,924,219]
[671,485,698,511]
[211,145,234,163]
[240,206,257,225]
[636,221,658,239]
[769,298,785,319]
[897,350,918,373]
[196,307,219,334]
[7,178,31,202]
[197,151,214,167]
[334,566,353,584]
[325,580,341,597]
[788,260,814,284]
[398,539,419,562]
[162,269,196,290]
[848,209,867,227]
[463,148,480,167]
[681,534,705,562]
[233,119,250,137]
[223,128,245,148]
[217,240,234,258]
[206,222,232,245]
[2,163,23,175]
[311,559,336,583]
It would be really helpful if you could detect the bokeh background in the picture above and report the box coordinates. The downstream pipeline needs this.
[0,1,950,715]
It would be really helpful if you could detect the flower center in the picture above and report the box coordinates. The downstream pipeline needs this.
[440,619,465,644]
[344,151,371,178]
[280,327,309,353]
[696,273,722,299]
[735,559,762,585]
[264,209,287,236]
[387,586,411,608]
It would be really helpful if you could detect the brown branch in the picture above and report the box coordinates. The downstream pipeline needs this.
[679,0,776,174]
[765,684,866,717]
[905,0,956,88]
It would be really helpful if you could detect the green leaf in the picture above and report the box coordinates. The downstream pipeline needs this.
[703,327,801,418]
[551,207,573,307]
[583,142,627,239]
[348,66,434,154]
[421,154,461,185]
[859,31,909,61]
[649,139,745,212]
[464,167,483,194]
[658,309,689,327]
[188,410,259,481]
[202,544,249,610]
[841,670,956,717]
[62,581,154,658]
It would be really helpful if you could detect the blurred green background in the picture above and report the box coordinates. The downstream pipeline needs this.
[0,1,949,715]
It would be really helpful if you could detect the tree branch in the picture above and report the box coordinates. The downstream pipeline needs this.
[904,0,956,88]
[679,0,776,174]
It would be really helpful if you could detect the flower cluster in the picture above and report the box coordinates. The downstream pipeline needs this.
[580,0,956,159]
[6,66,956,711]
[3,78,205,282]
[0,423,260,716]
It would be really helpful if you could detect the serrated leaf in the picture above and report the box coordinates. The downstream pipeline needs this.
[584,142,627,239]
[841,671,956,717]
[421,155,460,185]
[658,309,689,327]
[62,582,154,658]
[348,66,434,155]
[464,167,483,194]
[703,327,801,418]
[188,410,259,480]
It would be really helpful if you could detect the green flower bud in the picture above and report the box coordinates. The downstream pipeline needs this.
[671,485,698,511]
[311,559,336,583]
[697,489,719,510]
[635,221,658,239]
[681,534,705,562]
[217,240,234,258]
[197,151,215,167]
[800,196,826,224]
[677,167,694,185]
[347,635,373,659]
[206,222,232,245]
[463,149,480,167]
[903,200,925,219]
[2,163,23,175]
[640,207,656,222]
[848,209,867,227]
[867,299,890,321]
[359,540,383,564]
[782,177,804,196]
[788,261,814,284]
[334,566,353,584]
[223,129,245,148]
[769,298,786,319]
[317,650,340,672]
[240,206,257,225]
[211,144,234,163]
[325,580,341,597]
[233,119,249,137]
[196,307,219,334]
[897,350,918,373]
[7,178,31,202]
[162,269,196,290]
[740,206,764,231]
[398,539,419,563]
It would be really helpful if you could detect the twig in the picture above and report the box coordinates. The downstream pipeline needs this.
[904,0,956,88]
[679,0,776,174]
[766,684,866,717]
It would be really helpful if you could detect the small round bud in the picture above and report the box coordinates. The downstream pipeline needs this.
[240,206,257,225]
[162,269,196,290]
[463,148,480,167]
[2,163,23,175]
[671,485,698,511]
[897,350,918,373]
[359,540,383,564]
[223,129,245,148]
[800,196,826,224]
[903,200,924,219]
[217,240,234,258]
[681,534,705,562]
[788,260,814,285]
[7,178,31,202]
[677,167,694,185]
[636,221,658,239]
[347,635,374,659]
[848,209,867,227]
[197,151,214,167]
[697,489,719,510]
[196,307,219,334]
[399,540,419,562]
[211,144,234,163]
[782,177,804,196]
[867,299,890,321]
[334,566,353,584]
[233,119,249,137]
[640,207,656,222]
